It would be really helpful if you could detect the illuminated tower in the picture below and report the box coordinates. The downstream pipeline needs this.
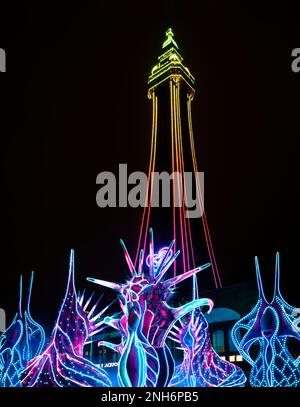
[135,28,222,289]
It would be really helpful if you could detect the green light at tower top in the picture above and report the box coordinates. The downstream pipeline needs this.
[148,28,195,92]
[162,28,179,49]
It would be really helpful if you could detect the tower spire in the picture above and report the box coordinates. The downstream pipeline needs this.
[162,28,179,50]
[148,28,195,91]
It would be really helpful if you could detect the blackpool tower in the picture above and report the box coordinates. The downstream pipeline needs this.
[135,28,222,289]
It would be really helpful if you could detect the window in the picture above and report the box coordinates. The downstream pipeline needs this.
[212,330,225,354]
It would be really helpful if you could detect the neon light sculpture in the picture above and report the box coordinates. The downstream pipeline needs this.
[232,253,300,387]
[168,308,246,387]
[21,250,111,387]
[87,228,213,387]
[0,273,45,387]
[118,301,159,387]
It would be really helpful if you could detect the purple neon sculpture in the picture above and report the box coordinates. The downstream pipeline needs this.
[87,228,213,387]
[21,250,111,387]
[168,308,246,387]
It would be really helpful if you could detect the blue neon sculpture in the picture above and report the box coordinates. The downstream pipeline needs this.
[0,273,45,387]
[88,228,216,387]
[168,308,246,387]
[3,243,298,387]
[232,253,300,387]
[21,250,111,387]
[118,300,160,387]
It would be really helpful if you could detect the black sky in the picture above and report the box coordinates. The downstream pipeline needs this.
[1,1,300,331]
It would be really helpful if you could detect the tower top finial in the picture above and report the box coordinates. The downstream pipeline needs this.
[162,27,178,49]
[148,27,195,89]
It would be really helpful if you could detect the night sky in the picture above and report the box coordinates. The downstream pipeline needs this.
[1,1,300,333]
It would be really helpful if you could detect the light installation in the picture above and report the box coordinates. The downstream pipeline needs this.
[87,228,245,387]
[231,253,300,387]
[1,249,299,387]
[135,28,221,291]
[87,228,212,387]
[0,273,45,387]
[1,29,298,389]
[168,307,246,387]
[21,250,111,387]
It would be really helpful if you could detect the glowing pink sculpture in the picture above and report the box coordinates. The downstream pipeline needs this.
[21,250,111,387]
[87,228,213,387]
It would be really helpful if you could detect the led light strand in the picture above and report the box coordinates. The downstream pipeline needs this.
[187,95,222,288]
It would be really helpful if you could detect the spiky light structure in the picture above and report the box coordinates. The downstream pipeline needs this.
[232,253,300,387]
[0,273,45,387]
[21,250,111,387]
[168,308,246,387]
[87,228,213,387]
